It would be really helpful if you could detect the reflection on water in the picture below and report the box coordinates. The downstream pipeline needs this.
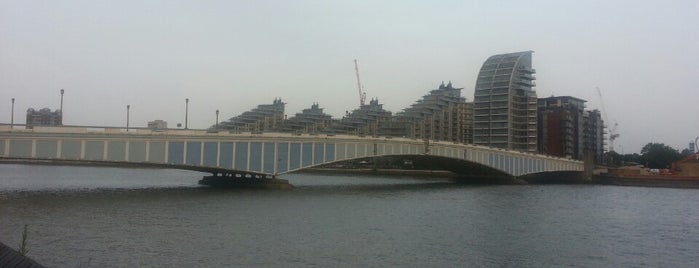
[1,164,699,267]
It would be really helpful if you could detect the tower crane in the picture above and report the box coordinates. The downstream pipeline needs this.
[354,59,367,106]
[609,121,619,151]
[596,87,620,152]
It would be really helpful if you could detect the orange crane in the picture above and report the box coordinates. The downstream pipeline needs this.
[354,59,367,106]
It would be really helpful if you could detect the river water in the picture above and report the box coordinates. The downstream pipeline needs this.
[1,164,698,267]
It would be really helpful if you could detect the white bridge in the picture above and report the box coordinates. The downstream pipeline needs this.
[0,126,583,180]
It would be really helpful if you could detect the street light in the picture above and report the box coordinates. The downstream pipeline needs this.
[185,98,189,129]
[216,109,219,129]
[10,98,15,128]
[126,105,130,131]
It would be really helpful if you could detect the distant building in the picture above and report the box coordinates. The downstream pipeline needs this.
[26,108,62,129]
[583,109,605,163]
[326,98,392,136]
[537,96,586,159]
[218,98,285,132]
[148,120,168,130]
[473,51,538,152]
[537,96,606,163]
[385,81,472,143]
[279,103,333,133]
[463,101,474,144]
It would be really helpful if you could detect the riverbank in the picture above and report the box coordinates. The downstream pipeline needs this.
[600,175,699,189]
[0,241,46,268]
[599,159,699,189]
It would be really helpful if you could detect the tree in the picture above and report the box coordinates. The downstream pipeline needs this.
[622,153,641,164]
[603,151,623,167]
[639,143,682,169]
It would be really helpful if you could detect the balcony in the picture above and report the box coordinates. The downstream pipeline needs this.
[520,67,536,74]
[514,79,536,87]
[490,91,509,96]
[519,73,535,80]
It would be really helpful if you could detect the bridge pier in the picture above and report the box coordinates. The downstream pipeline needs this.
[198,172,292,189]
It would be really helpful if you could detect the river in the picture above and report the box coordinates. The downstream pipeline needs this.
[1,164,698,267]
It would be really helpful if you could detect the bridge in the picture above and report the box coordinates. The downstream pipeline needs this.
[0,125,584,185]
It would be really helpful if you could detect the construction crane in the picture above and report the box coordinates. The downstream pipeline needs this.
[354,59,367,106]
[596,87,620,152]
[609,121,619,151]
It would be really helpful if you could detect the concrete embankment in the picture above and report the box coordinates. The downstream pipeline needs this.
[599,175,699,189]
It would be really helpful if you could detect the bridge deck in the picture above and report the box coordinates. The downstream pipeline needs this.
[0,126,583,177]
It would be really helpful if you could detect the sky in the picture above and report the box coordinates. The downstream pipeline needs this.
[1,0,697,154]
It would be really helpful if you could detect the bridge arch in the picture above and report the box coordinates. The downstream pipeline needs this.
[308,154,512,180]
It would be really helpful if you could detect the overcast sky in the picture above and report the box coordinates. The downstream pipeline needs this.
[1,0,697,154]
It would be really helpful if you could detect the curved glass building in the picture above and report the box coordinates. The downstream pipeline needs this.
[473,51,537,152]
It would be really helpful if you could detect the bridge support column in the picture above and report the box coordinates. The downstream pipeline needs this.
[198,172,292,189]
[583,150,595,181]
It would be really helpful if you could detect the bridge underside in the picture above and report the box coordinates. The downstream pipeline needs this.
[325,155,587,184]
[407,155,587,183]
[2,156,294,188]
[337,155,518,183]
[0,157,273,179]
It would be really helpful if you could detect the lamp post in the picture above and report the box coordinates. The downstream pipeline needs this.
[185,98,189,129]
[126,105,130,131]
[60,89,64,125]
[215,109,219,129]
[10,98,15,128]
